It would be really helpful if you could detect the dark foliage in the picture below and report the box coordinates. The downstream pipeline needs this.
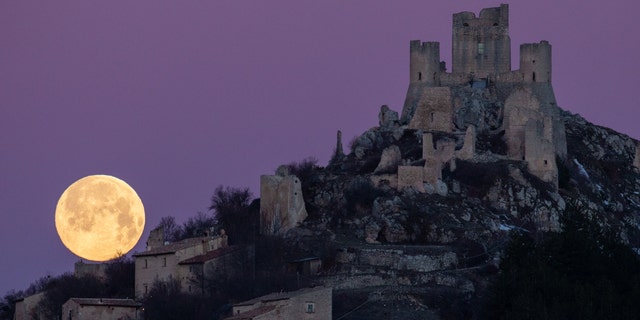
[485,206,640,320]
[0,275,51,320]
[143,277,212,320]
[285,157,319,182]
[556,156,571,190]
[104,256,135,298]
[182,211,216,238]
[477,130,507,155]
[446,160,511,197]
[156,216,184,243]
[344,177,384,216]
[37,273,106,319]
[209,185,256,244]
[285,157,322,218]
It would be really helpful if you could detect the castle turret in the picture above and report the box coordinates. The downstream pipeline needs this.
[451,4,510,77]
[409,41,441,85]
[519,41,552,83]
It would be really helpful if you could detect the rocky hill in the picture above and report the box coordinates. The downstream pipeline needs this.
[276,102,639,319]
[255,4,640,319]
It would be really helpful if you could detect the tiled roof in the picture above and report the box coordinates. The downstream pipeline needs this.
[224,305,277,320]
[133,237,206,257]
[66,298,141,308]
[178,245,243,265]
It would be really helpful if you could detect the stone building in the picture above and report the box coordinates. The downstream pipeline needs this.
[178,245,255,293]
[225,286,332,320]
[61,298,142,320]
[396,4,566,189]
[133,227,250,298]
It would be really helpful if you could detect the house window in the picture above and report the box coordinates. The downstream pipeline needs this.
[305,302,315,313]
[477,43,485,55]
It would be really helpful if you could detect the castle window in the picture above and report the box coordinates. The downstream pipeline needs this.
[418,72,422,81]
[477,43,485,55]
[493,22,499,26]
[306,302,315,313]
[144,259,148,269]
[162,257,167,267]
[430,112,435,123]
[532,60,536,64]
[463,23,469,27]
[544,160,548,165]
[532,72,536,82]
[144,284,148,294]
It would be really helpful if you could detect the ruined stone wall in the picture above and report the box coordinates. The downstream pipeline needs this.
[260,174,308,235]
[524,119,558,186]
[74,260,107,280]
[451,4,511,77]
[324,246,467,291]
[438,72,473,87]
[408,87,453,132]
[146,226,164,250]
[457,125,476,160]
[397,166,425,192]
[530,83,567,158]
[503,87,542,160]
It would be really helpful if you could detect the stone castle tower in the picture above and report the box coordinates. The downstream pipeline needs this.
[400,4,566,187]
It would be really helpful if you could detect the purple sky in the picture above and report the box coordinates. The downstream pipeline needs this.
[1,1,639,294]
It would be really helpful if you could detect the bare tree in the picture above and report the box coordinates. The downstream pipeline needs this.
[209,186,255,244]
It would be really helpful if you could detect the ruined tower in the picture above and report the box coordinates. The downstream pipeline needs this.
[451,4,511,77]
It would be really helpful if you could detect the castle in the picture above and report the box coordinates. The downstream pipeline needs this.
[394,4,567,190]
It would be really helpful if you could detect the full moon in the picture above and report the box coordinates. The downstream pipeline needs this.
[55,175,145,261]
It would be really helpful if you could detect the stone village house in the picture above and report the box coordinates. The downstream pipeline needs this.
[133,227,253,298]
[225,286,332,320]
[61,298,142,320]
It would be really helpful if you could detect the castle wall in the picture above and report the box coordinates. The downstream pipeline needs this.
[397,166,425,192]
[457,125,476,160]
[408,87,453,132]
[451,4,511,77]
[260,174,308,235]
[524,119,558,186]
[503,88,542,160]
